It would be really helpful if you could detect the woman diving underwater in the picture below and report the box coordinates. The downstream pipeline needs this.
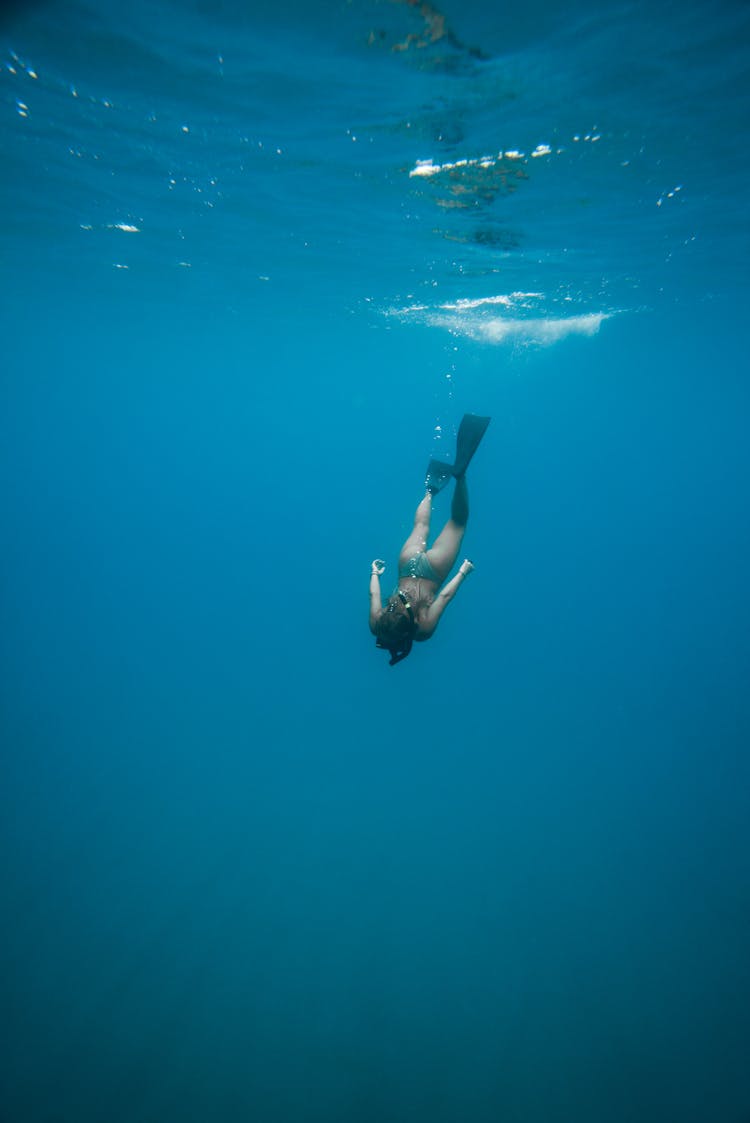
[369,414,490,666]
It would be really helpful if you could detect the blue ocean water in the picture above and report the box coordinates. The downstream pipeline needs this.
[2,1,750,1120]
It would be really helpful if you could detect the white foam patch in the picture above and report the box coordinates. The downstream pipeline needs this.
[409,152,528,178]
[389,292,611,346]
[438,292,542,312]
[429,311,608,345]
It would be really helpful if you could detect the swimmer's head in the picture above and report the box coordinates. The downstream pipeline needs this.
[374,593,416,666]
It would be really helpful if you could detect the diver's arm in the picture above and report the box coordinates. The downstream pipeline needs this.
[420,559,473,634]
[368,559,385,633]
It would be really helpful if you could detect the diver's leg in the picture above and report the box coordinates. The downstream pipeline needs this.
[425,476,468,580]
[398,492,432,567]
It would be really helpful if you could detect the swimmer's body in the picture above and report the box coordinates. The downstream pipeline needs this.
[369,414,489,666]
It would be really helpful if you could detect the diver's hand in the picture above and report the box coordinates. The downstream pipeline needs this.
[371,559,385,577]
[459,559,474,576]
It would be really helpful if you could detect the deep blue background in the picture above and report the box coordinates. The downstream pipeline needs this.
[2,2,750,1121]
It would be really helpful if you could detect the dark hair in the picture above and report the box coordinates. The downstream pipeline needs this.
[374,595,417,666]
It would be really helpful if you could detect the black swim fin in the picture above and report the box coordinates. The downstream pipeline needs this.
[424,414,491,493]
[425,458,454,495]
[453,413,491,477]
